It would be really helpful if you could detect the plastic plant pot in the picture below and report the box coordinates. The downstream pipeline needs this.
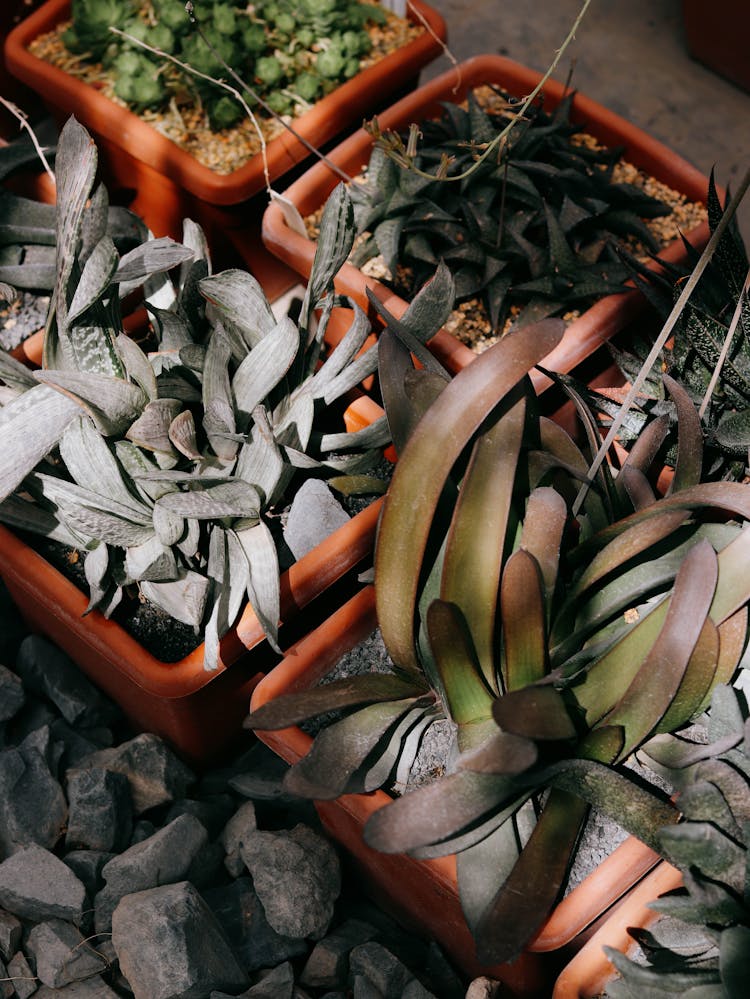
[552,862,683,998]
[249,586,669,993]
[261,54,711,380]
[1,330,387,767]
[3,0,447,238]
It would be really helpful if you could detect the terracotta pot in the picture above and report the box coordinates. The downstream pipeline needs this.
[0,494,383,767]
[2,318,386,766]
[682,0,750,93]
[261,54,712,380]
[249,587,665,993]
[3,0,446,239]
[552,861,683,998]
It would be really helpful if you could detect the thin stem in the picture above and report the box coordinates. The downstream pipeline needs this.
[698,265,750,419]
[0,97,56,185]
[374,0,592,184]
[573,166,750,516]
[406,0,462,94]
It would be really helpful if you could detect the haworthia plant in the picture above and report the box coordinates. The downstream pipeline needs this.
[352,86,672,333]
[248,295,750,963]
[0,123,434,669]
[605,684,750,997]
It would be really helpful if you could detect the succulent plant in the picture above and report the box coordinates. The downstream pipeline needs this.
[62,0,388,131]
[0,125,144,291]
[63,0,138,60]
[247,269,750,962]
[353,87,673,334]
[0,125,404,669]
[604,684,750,997]
[591,172,750,482]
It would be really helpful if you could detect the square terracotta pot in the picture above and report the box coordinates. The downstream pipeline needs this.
[2,306,386,766]
[249,587,666,993]
[261,54,712,380]
[4,0,446,233]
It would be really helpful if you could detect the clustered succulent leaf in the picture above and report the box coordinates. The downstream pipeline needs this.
[0,124,399,670]
[352,87,673,333]
[62,0,387,128]
[594,172,750,482]
[247,283,750,963]
[604,684,750,997]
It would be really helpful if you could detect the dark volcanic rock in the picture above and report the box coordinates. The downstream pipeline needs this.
[15,636,119,728]
[0,745,67,855]
[202,877,308,974]
[74,733,195,814]
[0,845,86,923]
[27,918,109,988]
[65,766,133,853]
[111,881,248,999]
[240,824,341,940]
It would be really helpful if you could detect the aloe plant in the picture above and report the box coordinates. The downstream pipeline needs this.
[591,173,750,481]
[247,267,750,961]
[352,86,672,334]
[0,124,408,669]
[61,0,388,129]
[604,684,750,997]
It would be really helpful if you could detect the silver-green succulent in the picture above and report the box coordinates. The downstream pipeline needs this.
[0,121,403,669]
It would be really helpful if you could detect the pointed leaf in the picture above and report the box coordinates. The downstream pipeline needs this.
[283,698,421,800]
[474,790,589,964]
[426,599,493,726]
[602,540,719,757]
[442,388,527,689]
[67,235,118,325]
[140,570,209,628]
[376,319,565,672]
[116,332,157,402]
[59,415,149,515]
[234,520,281,652]
[200,270,276,349]
[0,384,81,502]
[155,480,261,520]
[501,549,548,691]
[364,770,516,854]
[232,317,299,427]
[247,674,428,730]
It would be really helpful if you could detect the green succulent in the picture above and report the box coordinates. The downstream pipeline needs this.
[63,0,384,132]
[353,89,673,334]
[316,44,348,80]
[293,71,322,104]
[248,266,750,962]
[113,51,169,109]
[255,55,284,87]
[119,17,176,57]
[605,684,750,997]
[593,173,750,482]
[0,129,401,670]
[151,0,191,35]
[63,0,138,59]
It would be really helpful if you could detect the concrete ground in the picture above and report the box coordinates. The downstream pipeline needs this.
[418,0,750,238]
